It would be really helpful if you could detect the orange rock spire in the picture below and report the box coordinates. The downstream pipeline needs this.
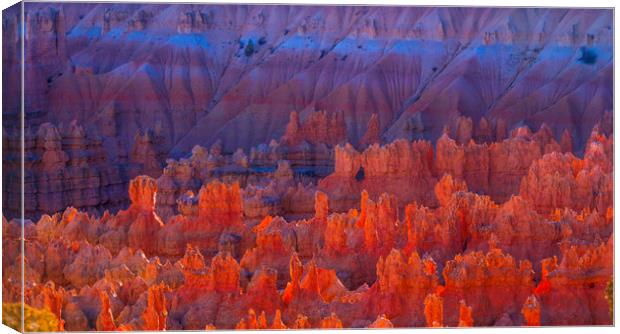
[96,291,116,331]
[198,181,243,219]
[434,174,467,207]
[292,314,312,329]
[360,113,381,147]
[458,300,474,327]
[271,310,287,329]
[129,175,158,210]
[314,191,329,220]
[319,313,343,328]
[42,282,65,331]
[142,283,168,330]
[424,293,444,327]
[368,314,394,328]
[522,295,541,326]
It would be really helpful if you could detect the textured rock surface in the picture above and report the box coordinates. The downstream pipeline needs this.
[3,121,128,219]
[281,110,346,147]
[359,114,381,148]
[2,152,614,328]
[519,130,613,214]
[442,248,535,326]
[424,293,444,327]
[3,4,611,156]
[1,3,614,331]
[130,127,167,179]
[458,300,474,327]
[320,139,437,211]
[522,295,541,326]
[2,4,613,220]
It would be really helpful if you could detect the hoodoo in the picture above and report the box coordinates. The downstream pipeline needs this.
[1,2,613,331]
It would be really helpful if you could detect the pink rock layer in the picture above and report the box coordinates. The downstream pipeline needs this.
[3,5,611,154]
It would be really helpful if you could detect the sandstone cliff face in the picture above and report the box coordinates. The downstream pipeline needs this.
[2,5,614,327]
[359,114,381,148]
[321,122,574,214]
[154,143,247,221]
[5,4,610,157]
[240,216,297,287]
[3,121,127,219]
[434,174,467,207]
[153,141,320,222]
[4,163,614,329]
[130,127,167,179]
[158,180,249,258]
[368,314,394,328]
[442,248,535,326]
[281,110,346,147]
[519,131,613,214]
[434,124,567,202]
[4,4,611,239]
[538,238,613,325]
[270,110,341,173]
[320,139,437,211]
[142,283,168,330]
[368,249,439,326]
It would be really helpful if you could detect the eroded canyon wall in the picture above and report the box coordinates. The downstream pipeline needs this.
[2,4,613,221]
[2,128,613,329]
[3,4,613,153]
[1,3,614,330]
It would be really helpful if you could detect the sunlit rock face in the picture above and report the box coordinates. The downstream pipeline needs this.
[2,125,612,329]
[1,3,614,331]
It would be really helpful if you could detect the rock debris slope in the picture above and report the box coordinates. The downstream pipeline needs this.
[2,5,612,154]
